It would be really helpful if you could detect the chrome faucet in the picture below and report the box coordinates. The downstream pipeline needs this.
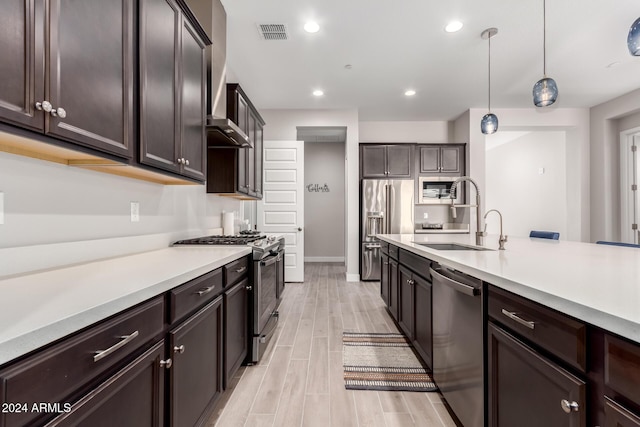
[483,209,507,250]
[449,176,485,246]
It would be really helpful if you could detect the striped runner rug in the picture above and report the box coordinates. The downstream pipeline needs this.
[342,332,437,392]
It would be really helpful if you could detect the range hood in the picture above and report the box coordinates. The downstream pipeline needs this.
[206,117,252,148]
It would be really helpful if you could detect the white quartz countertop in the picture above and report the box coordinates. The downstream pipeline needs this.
[378,233,640,344]
[0,245,251,366]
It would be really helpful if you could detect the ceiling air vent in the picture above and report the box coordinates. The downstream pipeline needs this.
[257,23,288,40]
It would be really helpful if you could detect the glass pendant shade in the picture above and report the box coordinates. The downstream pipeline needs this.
[481,113,498,134]
[628,17,640,56]
[533,77,558,107]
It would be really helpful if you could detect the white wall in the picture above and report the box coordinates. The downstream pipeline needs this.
[485,131,567,238]
[304,141,345,261]
[457,108,590,242]
[590,88,640,242]
[0,150,241,276]
[359,121,449,143]
[260,109,360,281]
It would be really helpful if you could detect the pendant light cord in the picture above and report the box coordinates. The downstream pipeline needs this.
[543,0,547,77]
[488,35,492,112]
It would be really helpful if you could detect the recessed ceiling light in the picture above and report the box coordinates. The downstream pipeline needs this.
[405,90,416,96]
[313,89,324,96]
[445,21,463,33]
[304,21,320,33]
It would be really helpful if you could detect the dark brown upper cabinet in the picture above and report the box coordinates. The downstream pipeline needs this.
[418,144,465,176]
[0,0,134,159]
[207,83,265,199]
[139,0,209,182]
[360,144,413,179]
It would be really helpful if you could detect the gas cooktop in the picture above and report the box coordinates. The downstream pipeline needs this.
[173,231,265,246]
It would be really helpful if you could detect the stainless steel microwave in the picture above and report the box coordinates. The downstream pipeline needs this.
[418,176,463,204]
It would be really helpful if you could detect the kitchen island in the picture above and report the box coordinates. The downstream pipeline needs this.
[378,233,640,427]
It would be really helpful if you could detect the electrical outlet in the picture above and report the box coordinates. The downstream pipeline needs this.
[130,201,140,222]
[423,212,429,219]
[0,192,4,225]
[538,167,545,175]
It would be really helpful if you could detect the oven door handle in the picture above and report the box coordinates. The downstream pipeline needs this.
[260,254,279,267]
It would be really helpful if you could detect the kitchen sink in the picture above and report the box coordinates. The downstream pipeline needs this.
[415,243,493,251]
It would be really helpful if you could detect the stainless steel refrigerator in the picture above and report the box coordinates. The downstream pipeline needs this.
[361,179,414,281]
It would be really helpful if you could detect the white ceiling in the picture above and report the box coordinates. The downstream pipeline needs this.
[220,0,640,121]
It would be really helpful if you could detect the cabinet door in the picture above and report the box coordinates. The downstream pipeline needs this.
[440,145,463,175]
[380,253,390,306]
[237,148,249,194]
[254,121,264,198]
[139,0,181,173]
[413,274,432,368]
[488,322,586,427]
[361,145,387,178]
[419,146,441,174]
[47,0,134,158]
[605,398,640,427]
[388,258,399,321]
[398,266,414,339]
[44,341,165,427]
[169,296,223,427]
[0,0,44,131]
[224,278,249,388]
[246,112,256,195]
[386,145,412,178]
[179,17,206,180]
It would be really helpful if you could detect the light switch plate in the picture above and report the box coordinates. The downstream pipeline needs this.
[0,192,4,225]
[130,201,140,222]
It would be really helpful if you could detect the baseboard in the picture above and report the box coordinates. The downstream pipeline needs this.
[346,273,360,282]
[304,257,345,263]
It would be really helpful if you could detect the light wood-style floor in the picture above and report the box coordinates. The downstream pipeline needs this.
[207,263,456,427]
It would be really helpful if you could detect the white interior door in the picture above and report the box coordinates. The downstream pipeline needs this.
[258,140,304,282]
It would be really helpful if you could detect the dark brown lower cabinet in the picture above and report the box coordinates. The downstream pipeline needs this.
[605,397,640,427]
[44,341,165,427]
[488,322,586,427]
[398,266,414,339]
[224,278,249,388]
[169,296,223,427]
[412,274,432,368]
[380,252,390,306]
[388,258,399,321]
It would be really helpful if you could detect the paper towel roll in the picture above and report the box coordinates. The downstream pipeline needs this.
[223,211,235,236]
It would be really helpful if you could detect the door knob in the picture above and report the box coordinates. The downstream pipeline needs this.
[560,399,579,413]
[297,227,302,231]
[173,345,185,354]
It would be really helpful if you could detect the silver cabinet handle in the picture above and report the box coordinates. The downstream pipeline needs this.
[234,266,247,274]
[364,244,381,249]
[184,159,189,166]
[501,309,535,330]
[561,399,579,413]
[50,107,66,118]
[174,345,185,354]
[196,286,215,296]
[93,330,139,362]
[160,358,172,369]
[35,100,52,112]
[245,285,252,291]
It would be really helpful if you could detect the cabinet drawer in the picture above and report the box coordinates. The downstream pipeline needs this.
[380,241,389,255]
[169,268,223,324]
[389,244,399,260]
[605,397,640,427]
[488,285,587,372]
[0,297,164,427]
[605,334,640,408]
[399,248,431,280]
[224,256,249,286]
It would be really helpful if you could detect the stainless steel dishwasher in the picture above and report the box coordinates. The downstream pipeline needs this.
[431,264,484,427]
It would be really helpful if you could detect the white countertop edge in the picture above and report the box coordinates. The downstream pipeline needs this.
[0,246,251,366]
[378,235,640,345]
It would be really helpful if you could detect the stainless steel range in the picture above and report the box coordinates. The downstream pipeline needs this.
[173,231,285,364]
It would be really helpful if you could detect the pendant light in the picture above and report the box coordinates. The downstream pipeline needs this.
[481,28,498,135]
[628,17,640,55]
[532,0,558,107]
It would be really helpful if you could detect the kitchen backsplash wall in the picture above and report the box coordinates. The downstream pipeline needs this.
[0,151,241,276]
